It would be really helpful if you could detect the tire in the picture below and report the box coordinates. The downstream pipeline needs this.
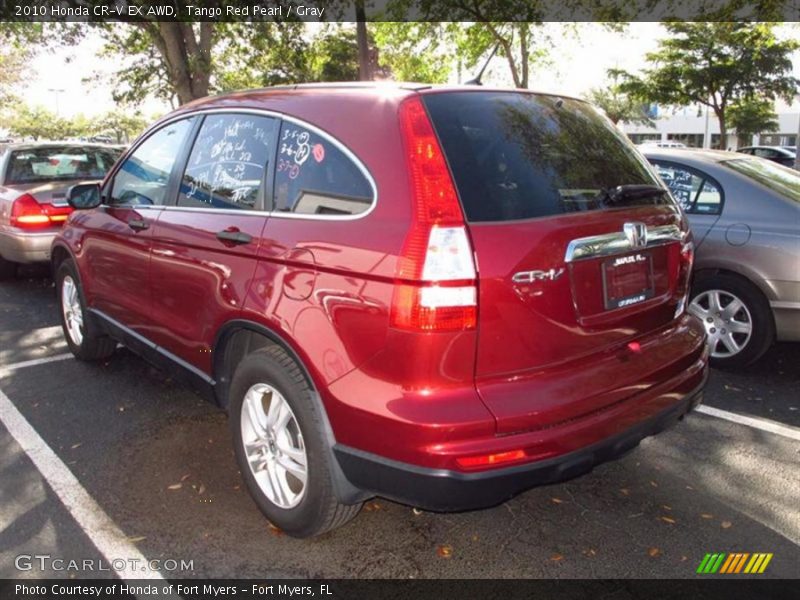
[0,254,17,281]
[56,260,116,361]
[229,345,361,537]
[689,274,774,369]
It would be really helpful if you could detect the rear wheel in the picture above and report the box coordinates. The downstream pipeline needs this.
[56,260,116,361]
[0,254,17,281]
[689,274,774,369]
[229,346,361,537]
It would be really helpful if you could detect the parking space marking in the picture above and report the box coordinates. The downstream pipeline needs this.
[0,387,163,580]
[697,405,800,442]
[0,352,74,375]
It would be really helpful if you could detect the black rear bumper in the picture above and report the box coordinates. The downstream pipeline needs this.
[334,384,705,511]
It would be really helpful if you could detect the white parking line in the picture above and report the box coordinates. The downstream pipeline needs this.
[0,352,74,375]
[696,405,800,442]
[0,387,163,580]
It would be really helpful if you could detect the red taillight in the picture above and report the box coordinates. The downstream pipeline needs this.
[675,240,695,317]
[10,194,72,230]
[391,96,477,332]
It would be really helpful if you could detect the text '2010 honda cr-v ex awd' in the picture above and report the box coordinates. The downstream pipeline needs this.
[53,84,708,537]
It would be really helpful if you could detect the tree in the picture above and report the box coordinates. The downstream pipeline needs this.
[3,105,74,140]
[585,70,655,126]
[92,110,150,143]
[618,22,799,149]
[728,97,780,146]
[371,23,452,83]
[309,26,361,82]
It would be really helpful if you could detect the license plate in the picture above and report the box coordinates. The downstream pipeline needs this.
[602,253,654,310]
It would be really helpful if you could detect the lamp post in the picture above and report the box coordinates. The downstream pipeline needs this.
[48,88,65,117]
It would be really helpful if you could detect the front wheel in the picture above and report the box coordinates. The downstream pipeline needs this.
[688,274,774,369]
[56,260,116,361]
[229,346,361,537]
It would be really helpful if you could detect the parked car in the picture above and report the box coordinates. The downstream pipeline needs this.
[637,140,688,149]
[736,145,796,168]
[88,135,115,144]
[645,148,800,368]
[54,84,707,537]
[0,143,123,279]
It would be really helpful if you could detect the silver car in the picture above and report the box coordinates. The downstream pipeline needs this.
[645,149,800,368]
[0,143,122,279]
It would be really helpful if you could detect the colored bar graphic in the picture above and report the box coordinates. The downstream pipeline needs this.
[699,552,773,574]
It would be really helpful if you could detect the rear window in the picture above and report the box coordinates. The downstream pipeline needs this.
[5,146,121,185]
[722,158,800,204]
[423,92,669,222]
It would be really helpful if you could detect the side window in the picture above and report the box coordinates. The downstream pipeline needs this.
[110,119,194,206]
[653,161,722,215]
[178,114,277,211]
[274,121,373,216]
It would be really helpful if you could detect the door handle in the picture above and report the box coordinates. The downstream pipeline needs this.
[216,229,252,245]
[128,218,149,231]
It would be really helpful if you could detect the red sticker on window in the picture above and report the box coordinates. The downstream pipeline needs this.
[312,143,325,163]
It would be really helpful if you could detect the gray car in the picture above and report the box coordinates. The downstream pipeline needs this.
[0,142,122,279]
[644,148,800,368]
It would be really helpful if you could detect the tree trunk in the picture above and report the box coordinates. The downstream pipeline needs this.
[146,23,213,105]
[518,24,529,89]
[355,1,371,81]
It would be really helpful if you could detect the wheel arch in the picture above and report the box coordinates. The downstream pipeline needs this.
[212,319,319,411]
[212,318,368,504]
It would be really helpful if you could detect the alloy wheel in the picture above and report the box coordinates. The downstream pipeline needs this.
[61,275,84,346]
[240,383,308,509]
[689,289,753,359]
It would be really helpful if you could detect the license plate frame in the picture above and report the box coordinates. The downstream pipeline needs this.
[602,252,655,310]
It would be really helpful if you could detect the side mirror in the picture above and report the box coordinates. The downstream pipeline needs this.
[67,183,102,210]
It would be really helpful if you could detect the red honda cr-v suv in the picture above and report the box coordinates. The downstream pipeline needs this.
[53,84,708,537]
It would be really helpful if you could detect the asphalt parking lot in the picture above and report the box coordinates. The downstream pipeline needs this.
[1,266,799,579]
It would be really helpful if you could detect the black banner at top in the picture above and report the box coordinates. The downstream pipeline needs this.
[0,0,799,22]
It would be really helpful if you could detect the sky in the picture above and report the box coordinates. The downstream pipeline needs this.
[20,22,800,120]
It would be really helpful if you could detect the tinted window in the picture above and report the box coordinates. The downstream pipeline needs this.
[5,146,121,185]
[423,92,669,222]
[652,161,723,215]
[110,119,193,206]
[273,122,373,216]
[178,114,277,211]
[723,158,800,204]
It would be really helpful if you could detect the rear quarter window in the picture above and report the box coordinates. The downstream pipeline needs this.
[423,92,670,222]
[273,121,373,217]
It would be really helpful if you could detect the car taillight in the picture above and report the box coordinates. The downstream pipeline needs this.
[675,240,695,317]
[10,194,72,230]
[391,96,477,332]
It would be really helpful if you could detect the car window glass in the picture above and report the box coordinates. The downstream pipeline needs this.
[423,92,670,222]
[6,146,122,185]
[178,114,277,211]
[110,119,193,206]
[273,121,373,216]
[653,161,722,215]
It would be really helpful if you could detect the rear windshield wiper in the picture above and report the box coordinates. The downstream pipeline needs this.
[596,184,667,207]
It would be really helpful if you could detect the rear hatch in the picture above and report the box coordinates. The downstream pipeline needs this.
[423,91,691,432]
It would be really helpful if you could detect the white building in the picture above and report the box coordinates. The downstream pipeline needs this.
[621,104,800,150]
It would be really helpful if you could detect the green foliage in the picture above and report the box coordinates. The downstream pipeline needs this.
[309,26,360,82]
[1,104,148,142]
[617,23,799,142]
[372,23,452,83]
[728,97,779,142]
[585,70,655,126]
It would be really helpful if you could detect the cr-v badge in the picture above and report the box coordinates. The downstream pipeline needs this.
[512,268,565,284]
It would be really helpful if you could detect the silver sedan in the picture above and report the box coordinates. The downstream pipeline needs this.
[0,142,122,279]
[645,148,800,368]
